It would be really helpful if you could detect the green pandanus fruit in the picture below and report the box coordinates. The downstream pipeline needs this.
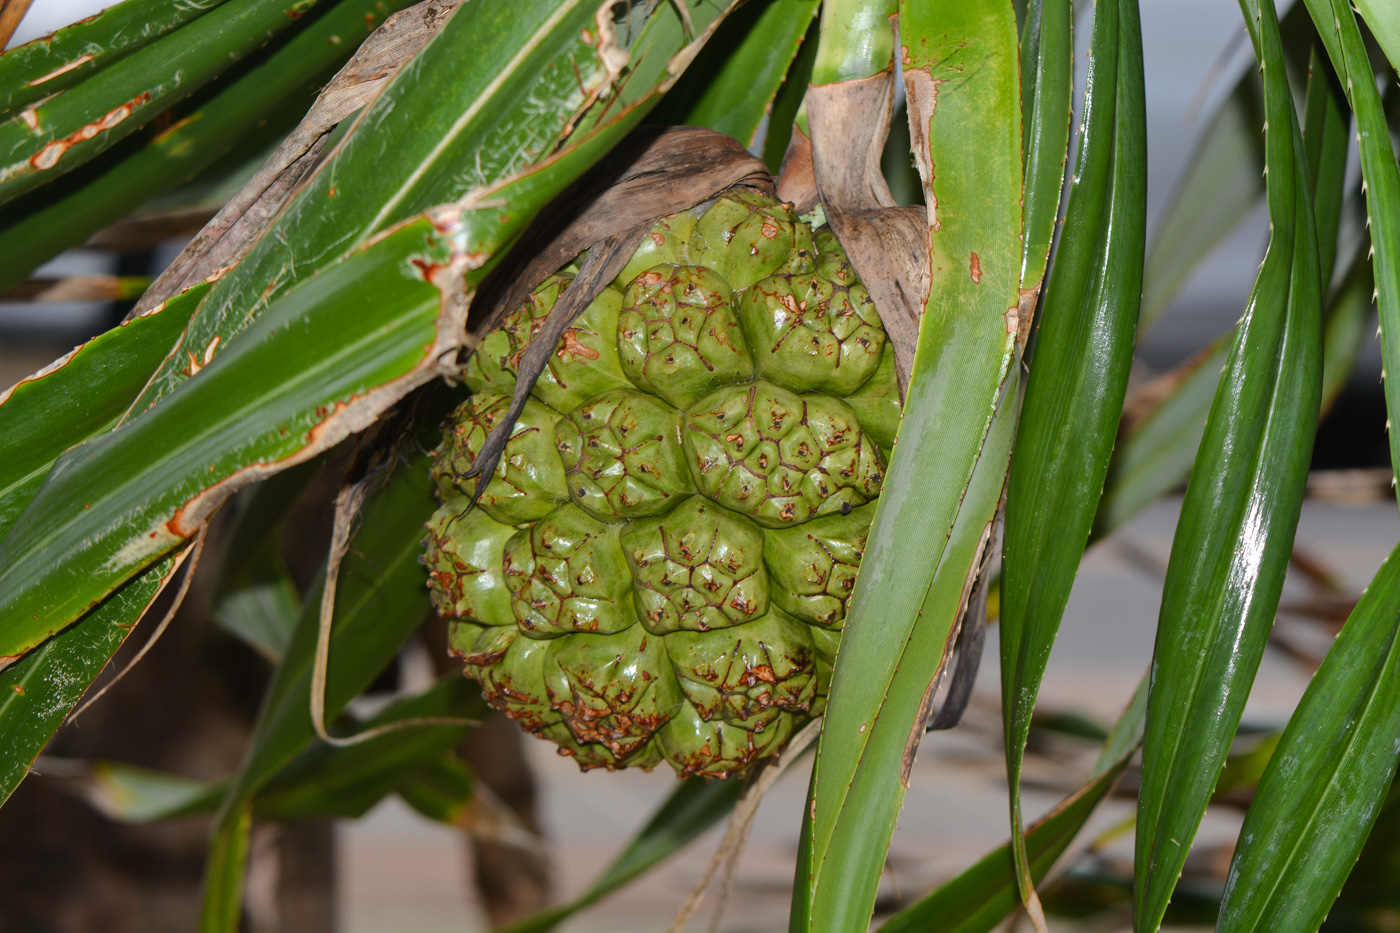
[424,190,900,779]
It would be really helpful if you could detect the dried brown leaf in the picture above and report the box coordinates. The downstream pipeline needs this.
[775,124,818,215]
[808,72,928,394]
[469,125,770,336]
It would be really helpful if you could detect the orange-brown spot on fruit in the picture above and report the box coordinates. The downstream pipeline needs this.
[556,330,599,362]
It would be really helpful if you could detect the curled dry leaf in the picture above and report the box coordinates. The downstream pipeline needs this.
[807,70,927,394]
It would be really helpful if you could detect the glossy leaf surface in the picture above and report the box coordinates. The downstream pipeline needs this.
[658,0,819,149]
[0,0,409,293]
[133,0,737,412]
[3,1,742,662]
[0,213,465,662]
[1354,0,1400,73]
[1218,542,1400,933]
[1137,2,1310,330]
[1000,0,1145,910]
[1018,0,1072,292]
[1133,0,1323,927]
[1301,0,1400,492]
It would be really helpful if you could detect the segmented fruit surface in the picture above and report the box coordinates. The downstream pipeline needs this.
[425,190,897,779]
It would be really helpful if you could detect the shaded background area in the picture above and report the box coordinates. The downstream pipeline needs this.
[1,0,1394,930]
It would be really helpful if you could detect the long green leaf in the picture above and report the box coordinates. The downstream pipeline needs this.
[1301,0,1400,495]
[132,0,739,413]
[656,0,820,150]
[1133,0,1323,928]
[1093,339,1227,537]
[1000,0,1145,913]
[0,213,465,663]
[0,0,411,294]
[0,0,233,116]
[496,776,745,933]
[0,283,205,544]
[797,3,1022,928]
[1139,50,1262,328]
[0,549,188,806]
[70,758,226,823]
[0,0,321,207]
[881,678,1147,933]
[1137,2,1313,330]
[792,2,1022,929]
[198,443,440,925]
[1218,540,1400,932]
[65,675,485,824]
[1321,253,1375,412]
[760,19,819,173]
[1094,28,1353,542]
[1018,0,1073,294]
[0,0,748,668]
[1301,46,1350,290]
[1354,0,1400,74]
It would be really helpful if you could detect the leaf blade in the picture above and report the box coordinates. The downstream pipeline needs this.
[1000,0,1146,911]
[1218,540,1400,933]
[0,214,464,661]
[0,0,234,115]
[0,283,204,544]
[0,548,189,806]
[0,0,323,207]
[1133,1,1324,926]
[796,2,1024,927]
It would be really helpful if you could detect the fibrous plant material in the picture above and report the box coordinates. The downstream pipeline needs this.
[424,189,900,779]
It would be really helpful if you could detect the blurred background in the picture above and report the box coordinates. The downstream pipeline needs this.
[2,1,1395,931]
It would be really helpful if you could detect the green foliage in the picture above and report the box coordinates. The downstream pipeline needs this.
[1,0,1399,930]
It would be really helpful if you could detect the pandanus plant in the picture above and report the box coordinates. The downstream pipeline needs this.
[1,0,1399,929]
